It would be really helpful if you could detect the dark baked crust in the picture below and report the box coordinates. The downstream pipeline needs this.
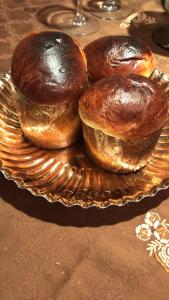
[79,74,168,140]
[84,35,155,81]
[11,31,87,105]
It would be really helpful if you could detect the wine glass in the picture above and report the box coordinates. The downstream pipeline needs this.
[152,0,169,50]
[152,25,169,51]
[84,0,133,20]
[37,1,99,36]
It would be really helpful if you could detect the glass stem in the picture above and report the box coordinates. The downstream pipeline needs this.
[73,0,86,26]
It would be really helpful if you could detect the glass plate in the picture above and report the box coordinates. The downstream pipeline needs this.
[1,70,169,208]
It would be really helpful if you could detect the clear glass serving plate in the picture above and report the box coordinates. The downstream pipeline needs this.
[1,70,169,208]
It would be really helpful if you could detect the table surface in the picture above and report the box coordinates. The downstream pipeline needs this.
[1,1,169,299]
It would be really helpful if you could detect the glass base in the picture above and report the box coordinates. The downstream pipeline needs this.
[152,25,169,50]
[37,6,99,36]
[85,0,133,20]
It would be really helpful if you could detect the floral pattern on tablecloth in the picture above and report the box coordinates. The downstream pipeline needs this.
[135,211,169,273]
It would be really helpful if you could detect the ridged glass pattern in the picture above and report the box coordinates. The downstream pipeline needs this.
[0,70,169,208]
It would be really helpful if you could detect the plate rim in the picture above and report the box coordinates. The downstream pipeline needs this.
[1,167,169,208]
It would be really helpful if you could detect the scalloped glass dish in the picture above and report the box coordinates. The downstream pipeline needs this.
[1,70,169,208]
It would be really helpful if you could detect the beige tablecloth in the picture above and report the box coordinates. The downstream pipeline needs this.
[0,1,169,299]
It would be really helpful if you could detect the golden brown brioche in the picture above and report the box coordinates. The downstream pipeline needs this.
[84,35,155,82]
[79,74,167,140]
[79,74,168,172]
[11,31,87,105]
[11,31,87,149]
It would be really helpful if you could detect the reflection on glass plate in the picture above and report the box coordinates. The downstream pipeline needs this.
[0,70,169,208]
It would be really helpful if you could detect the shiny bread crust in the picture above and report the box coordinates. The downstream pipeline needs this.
[84,35,155,81]
[79,74,168,140]
[11,31,87,105]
